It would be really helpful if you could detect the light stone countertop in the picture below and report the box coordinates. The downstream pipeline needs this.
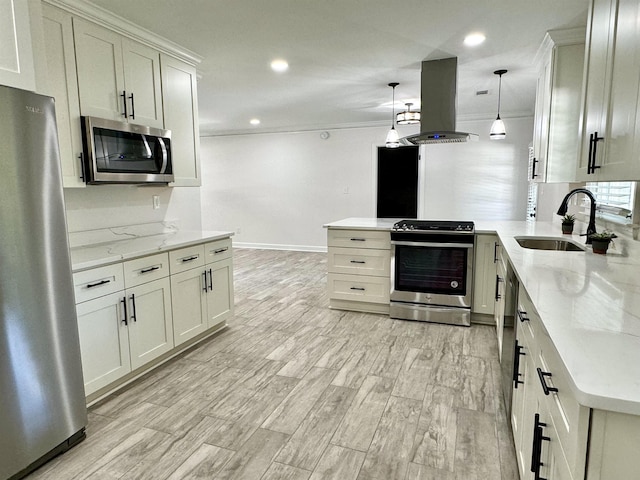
[69,223,234,272]
[326,217,640,415]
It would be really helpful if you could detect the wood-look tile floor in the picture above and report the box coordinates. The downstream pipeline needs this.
[28,249,519,480]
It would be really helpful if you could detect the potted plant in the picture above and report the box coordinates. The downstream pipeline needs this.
[589,230,617,254]
[561,214,576,234]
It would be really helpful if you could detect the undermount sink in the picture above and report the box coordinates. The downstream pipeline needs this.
[515,236,585,252]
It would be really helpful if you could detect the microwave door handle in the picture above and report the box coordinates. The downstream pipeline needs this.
[141,134,152,159]
[158,138,168,174]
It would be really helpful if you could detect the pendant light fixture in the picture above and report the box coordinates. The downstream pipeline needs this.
[490,69,507,140]
[397,102,421,125]
[385,82,400,148]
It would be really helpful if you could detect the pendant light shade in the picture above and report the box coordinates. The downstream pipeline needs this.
[490,69,507,140]
[397,103,420,125]
[386,82,400,148]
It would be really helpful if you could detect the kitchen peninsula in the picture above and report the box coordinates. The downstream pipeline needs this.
[325,217,640,479]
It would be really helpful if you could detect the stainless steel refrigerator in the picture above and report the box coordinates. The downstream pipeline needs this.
[0,85,87,479]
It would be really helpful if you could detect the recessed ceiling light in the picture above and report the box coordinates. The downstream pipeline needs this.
[464,33,486,47]
[250,118,260,125]
[270,59,289,73]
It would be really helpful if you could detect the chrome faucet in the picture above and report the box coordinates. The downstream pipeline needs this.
[556,188,597,244]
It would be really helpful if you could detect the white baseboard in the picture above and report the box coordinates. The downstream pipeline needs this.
[233,242,327,253]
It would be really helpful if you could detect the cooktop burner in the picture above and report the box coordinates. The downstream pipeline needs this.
[392,220,475,233]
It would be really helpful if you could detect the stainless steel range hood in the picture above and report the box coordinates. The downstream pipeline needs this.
[402,58,478,145]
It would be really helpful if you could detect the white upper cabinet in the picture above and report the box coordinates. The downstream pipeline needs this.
[73,18,163,128]
[41,4,84,188]
[532,28,585,183]
[161,54,201,187]
[0,0,35,90]
[578,0,640,181]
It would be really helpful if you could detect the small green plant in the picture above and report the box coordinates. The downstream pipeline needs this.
[562,214,576,224]
[589,230,617,240]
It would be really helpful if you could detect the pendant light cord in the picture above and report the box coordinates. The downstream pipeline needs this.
[388,82,399,129]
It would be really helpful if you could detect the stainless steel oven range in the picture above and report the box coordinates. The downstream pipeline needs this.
[390,220,474,326]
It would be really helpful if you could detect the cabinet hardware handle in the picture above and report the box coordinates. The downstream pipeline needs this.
[130,293,137,322]
[140,266,160,274]
[531,413,550,479]
[532,157,538,179]
[517,309,529,322]
[202,271,208,292]
[129,92,135,119]
[87,279,111,288]
[79,153,85,181]
[121,297,128,325]
[181,255,198,263]
[350,260,366,264]
[536,368,558,395]
[121,90,128,118]
[513,341,525,388]
[495,275,503,301]
[588,131,603,174]
[350,287,366,291]
[214,247,228,254]
[493,242,498,263]
[208,268,213,291]
[350,238,366,242]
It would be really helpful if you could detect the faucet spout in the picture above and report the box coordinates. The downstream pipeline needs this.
[556,188,597,244]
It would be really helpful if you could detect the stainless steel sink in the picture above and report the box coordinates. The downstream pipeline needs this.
[515,236,585,251]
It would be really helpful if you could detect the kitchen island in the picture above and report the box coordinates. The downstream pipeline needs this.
[325,217,640,479]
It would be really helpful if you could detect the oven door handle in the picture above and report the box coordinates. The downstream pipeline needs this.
[391,240,474,249]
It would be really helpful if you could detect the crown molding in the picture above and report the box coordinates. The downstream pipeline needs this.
[43,0,202,66]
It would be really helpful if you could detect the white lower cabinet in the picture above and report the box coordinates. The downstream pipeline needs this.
[170,239,234,347]
[472,234,498,317]
[326,228,390,314]
[74,238,233,399]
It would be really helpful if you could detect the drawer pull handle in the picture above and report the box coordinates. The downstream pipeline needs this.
[182,255,199,263]
[513,341,525,388]
[350,287,366,291]
[214,247,228,254]
[350,238,366,242]
[87,279,111,289]
[536,368,558,395]
[517,309,529,322]
[140,266,160,274]
[350,260,366,264]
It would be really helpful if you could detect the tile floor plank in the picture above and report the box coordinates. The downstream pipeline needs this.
[309,444,366,480]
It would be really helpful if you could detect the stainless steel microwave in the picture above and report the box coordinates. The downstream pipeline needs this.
[81,116,173,184]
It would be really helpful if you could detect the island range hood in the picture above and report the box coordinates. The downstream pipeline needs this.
[402,57,478,145]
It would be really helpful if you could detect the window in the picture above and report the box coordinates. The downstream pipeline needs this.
[584,181,635,224]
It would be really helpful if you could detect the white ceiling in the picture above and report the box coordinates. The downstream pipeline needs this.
[86,0,590,136]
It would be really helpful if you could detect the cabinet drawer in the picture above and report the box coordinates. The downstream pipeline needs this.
[327,273,390,304]
[536,331,589,475]
[124,253,170,288]
[204,238,232,263]
[327,229,390,250]
[516,288,538,348]
[169,244,205,274]
[328,247,390,276]
[73,263,125,304]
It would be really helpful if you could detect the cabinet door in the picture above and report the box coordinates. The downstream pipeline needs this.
[206,258,234,330]
[126,277,174,370]
[0,0,35,90]
[73,17,126,121]
[532,55,552,183]
[161,54,201,186]
[494,260,507,359]
[170,267,207,346]
[76,292,130,396]
[472,235,497,315]
[41,4,85,188]
[122,39,163,128]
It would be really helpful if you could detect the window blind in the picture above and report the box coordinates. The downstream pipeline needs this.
[584,181,635,222]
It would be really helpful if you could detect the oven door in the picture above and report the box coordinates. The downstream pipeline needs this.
[390,239,474,308]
